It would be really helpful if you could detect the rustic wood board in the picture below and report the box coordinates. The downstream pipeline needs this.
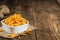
[32,0,60,40]
[0,0,60,40]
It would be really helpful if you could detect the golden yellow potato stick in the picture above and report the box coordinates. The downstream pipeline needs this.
[4,13,27,27]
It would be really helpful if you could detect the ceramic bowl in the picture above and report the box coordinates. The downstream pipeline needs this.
[1,19,29,34]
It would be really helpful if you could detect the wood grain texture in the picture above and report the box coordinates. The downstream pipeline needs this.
[0,0,60,40]
[24,0,60,40]
[30,0,60,40]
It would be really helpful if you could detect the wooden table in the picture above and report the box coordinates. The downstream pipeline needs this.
[0,0,60,40]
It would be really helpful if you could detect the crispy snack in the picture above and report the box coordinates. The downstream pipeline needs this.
[18,32,27,36]
[7,33,17,38]
[26,27,32,34]
[3,13,27,27]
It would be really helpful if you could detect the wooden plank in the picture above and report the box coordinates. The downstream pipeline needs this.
[19,6,36,40]
[32,1,60,40]
[20,31,36,40]
[0,0,60,40]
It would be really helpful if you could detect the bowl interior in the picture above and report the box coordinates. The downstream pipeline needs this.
[1,19,29,28]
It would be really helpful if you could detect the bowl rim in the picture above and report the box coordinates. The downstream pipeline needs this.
[1,19,29,28]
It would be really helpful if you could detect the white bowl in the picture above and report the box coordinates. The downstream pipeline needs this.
[1,19,29,34]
